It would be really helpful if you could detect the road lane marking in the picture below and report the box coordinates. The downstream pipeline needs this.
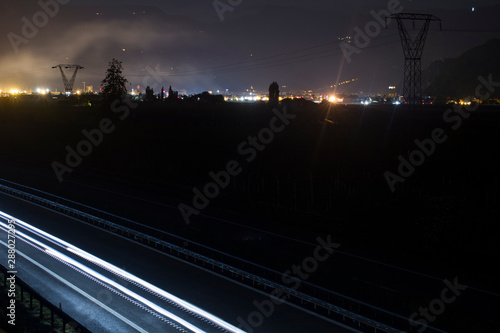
[90,228,365,333]
[0,214,244,333]
[0,240,149,333]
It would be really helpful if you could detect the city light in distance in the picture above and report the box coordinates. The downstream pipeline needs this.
[36,88,49,95]
[327,95,343,103]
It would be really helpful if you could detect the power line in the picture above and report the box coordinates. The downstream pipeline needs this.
[0,28,461,83]
[125,33,402,78]
[176,40,343,74]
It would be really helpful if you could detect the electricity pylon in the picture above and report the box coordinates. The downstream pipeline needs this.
[388,13,441,109]
[52,64,84,94]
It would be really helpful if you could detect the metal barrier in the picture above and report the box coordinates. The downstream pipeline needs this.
[0,264,91,333]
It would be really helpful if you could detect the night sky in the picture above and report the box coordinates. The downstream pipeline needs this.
[1,0,499,94]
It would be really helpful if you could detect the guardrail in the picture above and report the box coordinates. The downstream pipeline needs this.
[0,264,91,333]
[0,178,447,333]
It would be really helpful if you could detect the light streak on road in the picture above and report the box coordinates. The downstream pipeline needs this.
[0,211,246,333]
[0,239,150,333]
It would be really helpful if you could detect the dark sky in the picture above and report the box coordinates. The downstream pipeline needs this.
[75,0,498,22]
[1,0,499,95]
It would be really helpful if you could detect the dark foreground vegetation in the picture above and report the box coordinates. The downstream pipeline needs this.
[1,95,499,331]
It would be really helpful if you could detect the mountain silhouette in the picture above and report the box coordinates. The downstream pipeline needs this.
[425,38,500,98]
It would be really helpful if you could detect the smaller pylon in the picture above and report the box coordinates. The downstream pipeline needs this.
[52,64,84,94]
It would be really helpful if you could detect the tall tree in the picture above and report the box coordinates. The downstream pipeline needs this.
[101,58,128,101]
[144,86,156,102]
[168,85,178,100]
[269,81,280,106]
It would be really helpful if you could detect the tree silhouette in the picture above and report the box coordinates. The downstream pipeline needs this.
[145,86,156,102]
[168,85,178,100]
[101,58,128,101]
[269,81,280,106]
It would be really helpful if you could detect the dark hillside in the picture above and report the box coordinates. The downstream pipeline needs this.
[425,39,500,98]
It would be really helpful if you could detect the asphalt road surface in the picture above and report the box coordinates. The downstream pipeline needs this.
[0,193,360,333]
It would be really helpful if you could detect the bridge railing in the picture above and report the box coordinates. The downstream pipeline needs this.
[0,264,91,333]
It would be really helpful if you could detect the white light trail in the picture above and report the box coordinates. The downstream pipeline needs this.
[0,211,245,333]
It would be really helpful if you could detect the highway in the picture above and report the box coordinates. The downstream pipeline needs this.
[0,192,361,333]
[0,164,499,332]
[0,211,246,333]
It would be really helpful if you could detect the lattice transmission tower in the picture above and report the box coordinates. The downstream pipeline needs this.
[52,64,84,94]
[388,14,441,109]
